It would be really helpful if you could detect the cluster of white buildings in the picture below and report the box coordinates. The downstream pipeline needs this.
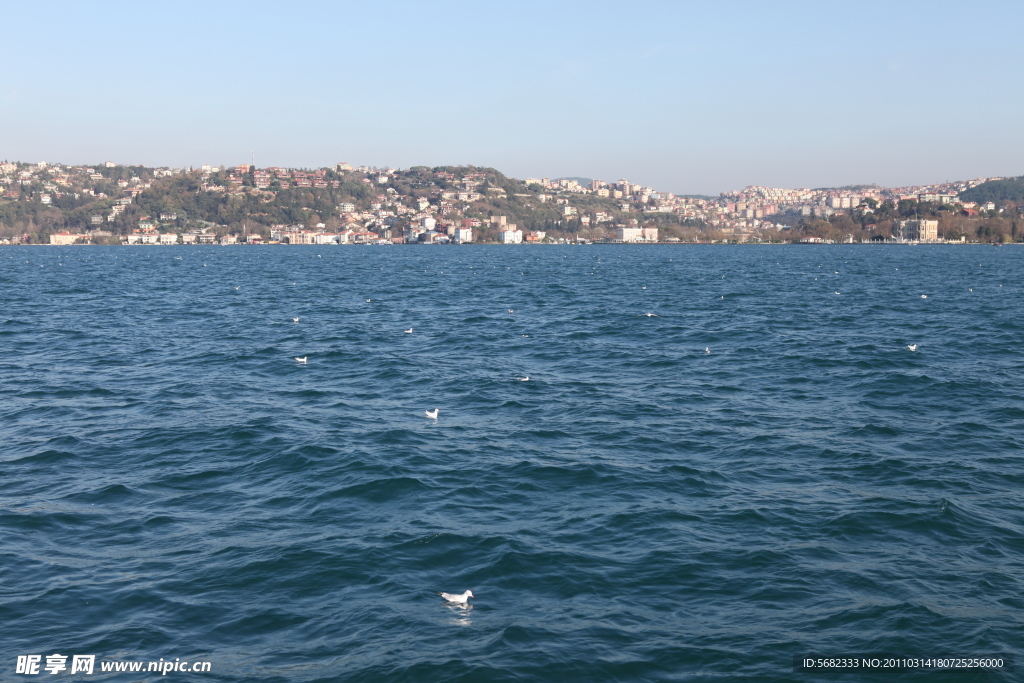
[719,178,998,223]
[518,173,1006,241]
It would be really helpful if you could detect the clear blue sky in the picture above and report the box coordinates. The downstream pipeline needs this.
[2,0,1022,194]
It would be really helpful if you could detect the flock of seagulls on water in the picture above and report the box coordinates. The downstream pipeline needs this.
[275,261,953,456]
[289,291,928,415]
[18,253,1005,620]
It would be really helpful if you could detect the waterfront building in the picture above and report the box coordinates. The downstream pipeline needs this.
[499,229,523,244]
[49,232,85,245]
[617,226,643,241]
[896,219,938,241]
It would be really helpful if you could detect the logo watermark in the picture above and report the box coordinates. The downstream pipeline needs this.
[16,655,211,676]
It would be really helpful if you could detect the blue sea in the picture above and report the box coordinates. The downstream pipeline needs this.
[2,245,1022,682]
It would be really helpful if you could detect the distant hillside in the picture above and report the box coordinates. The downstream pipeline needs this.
[812,184,879,192]
[0,162,700,243]
[959,177,1024,204]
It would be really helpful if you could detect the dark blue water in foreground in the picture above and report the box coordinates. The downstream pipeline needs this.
[2,245,1023,682]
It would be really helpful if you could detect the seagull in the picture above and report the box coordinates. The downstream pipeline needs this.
[969,289,973,292]
[705,347,711,354]
[424,408,439,419]
[507,309,514,314]
[643,313,658,317]
[835,291,840,295]
[437,590,474,605]
[515,376,529,381]
[642,286,647,289]
[404,328,413,333]
[366,299,372,302]
[921,294,928,298]
[295,356,307,364]
[233,286,241,290]
[292,317,300,323]
[907,344,917,352]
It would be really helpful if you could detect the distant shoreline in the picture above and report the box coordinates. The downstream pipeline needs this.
[11,241,1012,247]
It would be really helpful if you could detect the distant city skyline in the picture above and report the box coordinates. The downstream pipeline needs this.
[2,0,1022,195]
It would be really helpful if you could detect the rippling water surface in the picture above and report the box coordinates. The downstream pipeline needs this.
[2,245,1023,681]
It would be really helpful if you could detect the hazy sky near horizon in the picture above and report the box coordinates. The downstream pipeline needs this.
[3,0,1022,194]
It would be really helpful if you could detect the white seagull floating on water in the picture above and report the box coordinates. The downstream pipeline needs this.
[705,347,711,354]
[292,317,300,323]
[405,328,413,333]
[437,590,474,605]
[907,345,917,352]
[515,376,529,381]
[424,408,439,419]
[295,356,307,364]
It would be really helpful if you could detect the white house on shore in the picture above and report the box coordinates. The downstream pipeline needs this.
[49,232,85,245]
[617,226,658,242]
[618,226,641,241]
[499,228,523,244]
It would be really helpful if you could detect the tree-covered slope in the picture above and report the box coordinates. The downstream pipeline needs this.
[959,177,1024,204]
